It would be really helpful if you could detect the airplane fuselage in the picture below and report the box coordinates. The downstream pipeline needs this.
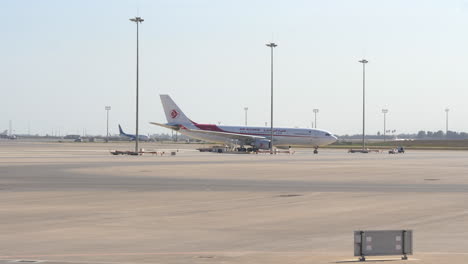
[178,124,337,147]
[122,134,150,141]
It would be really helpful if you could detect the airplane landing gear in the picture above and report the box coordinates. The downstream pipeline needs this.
[236,146,256,153]
[313,146,319,154]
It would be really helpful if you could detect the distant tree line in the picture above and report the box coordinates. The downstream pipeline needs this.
[415,130,468,139]
[338,130,468,140]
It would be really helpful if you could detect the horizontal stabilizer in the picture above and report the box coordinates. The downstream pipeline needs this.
[150,122,180,130]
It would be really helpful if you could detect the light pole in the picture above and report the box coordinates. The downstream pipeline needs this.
[266,42,277,154]
[244,107,248,126]
[105,106,111,142]
[445,108,449,136]
[359,59,368,150]
[382,109,388,142]
[313,109,319,128]
[130,16,144,153]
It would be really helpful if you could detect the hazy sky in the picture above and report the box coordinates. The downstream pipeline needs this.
[2,0,468,136]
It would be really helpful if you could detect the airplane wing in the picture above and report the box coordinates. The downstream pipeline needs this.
[182,128,267,142]
[150,122,180,130]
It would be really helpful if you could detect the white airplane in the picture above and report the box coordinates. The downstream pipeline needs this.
[118,124,150,141]
[0,129,17,140]
[150,95,337,151]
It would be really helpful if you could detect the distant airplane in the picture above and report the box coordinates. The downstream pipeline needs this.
[118,125,150,141]
[392,136,414,142]
[150,95,337,151]
[0,129,17,139]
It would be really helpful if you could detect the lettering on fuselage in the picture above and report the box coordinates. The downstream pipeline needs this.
[239,128,287,134]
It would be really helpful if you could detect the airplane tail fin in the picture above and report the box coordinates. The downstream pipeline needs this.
[118,124,124,135]
[160,95,197,129]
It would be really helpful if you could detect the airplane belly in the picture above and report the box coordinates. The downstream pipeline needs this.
[274,136,309,147]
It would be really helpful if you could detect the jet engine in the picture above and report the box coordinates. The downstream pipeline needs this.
[252,139,271,150]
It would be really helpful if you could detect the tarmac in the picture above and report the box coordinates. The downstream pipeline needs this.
[1,141,467,264]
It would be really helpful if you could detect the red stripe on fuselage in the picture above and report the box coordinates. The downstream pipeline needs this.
[193,123,225,132]
[232,132,314,138]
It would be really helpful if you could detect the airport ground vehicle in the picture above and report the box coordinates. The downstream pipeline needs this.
[389,146,405,154]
